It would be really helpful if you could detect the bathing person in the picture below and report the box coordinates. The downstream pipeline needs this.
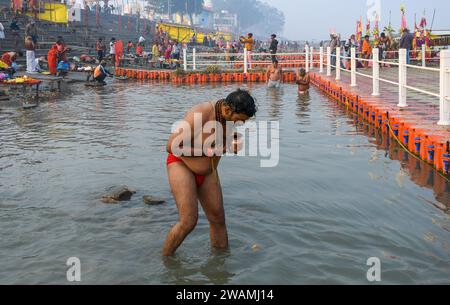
[93,60,113,84]
[163,89,257,256]
[266,59,283,88]
[296,68,310,95]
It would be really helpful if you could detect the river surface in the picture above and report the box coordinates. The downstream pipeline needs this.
[0,81,449,284]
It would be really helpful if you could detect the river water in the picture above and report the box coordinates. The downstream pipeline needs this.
[0,81,449,284]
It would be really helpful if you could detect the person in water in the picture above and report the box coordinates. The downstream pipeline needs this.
[296,68,310,95]
[163,89,257,256]
[93,60,113,84]
[266,59,283,88]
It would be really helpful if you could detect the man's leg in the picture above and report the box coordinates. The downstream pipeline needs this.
[94,74,106,83]
[163,163,199,256]
[198,173,229,251]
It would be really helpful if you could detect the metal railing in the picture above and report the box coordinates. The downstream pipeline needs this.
[182,47,320,74]
[323,46,450,126]
[179,45,450,126]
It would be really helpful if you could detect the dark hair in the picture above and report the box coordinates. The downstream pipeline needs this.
[271,34,276,38]
[365,35,370,39]
[225,89,257,117]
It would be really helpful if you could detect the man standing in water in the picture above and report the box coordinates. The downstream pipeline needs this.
[266,59,283,88]
[163,89,257,256]
[296,68,310,95]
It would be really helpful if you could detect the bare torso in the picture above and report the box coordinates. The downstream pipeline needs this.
[168,101,224,176]
[267,65,282,81]
[297,74,310,93]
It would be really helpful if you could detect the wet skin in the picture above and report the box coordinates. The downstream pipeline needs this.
[163,102,249,256]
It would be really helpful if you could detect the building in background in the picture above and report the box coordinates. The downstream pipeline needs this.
[213,10,238,33]
[194,4,213,28]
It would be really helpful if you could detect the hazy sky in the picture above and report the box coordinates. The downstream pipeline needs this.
[263,0,450,41]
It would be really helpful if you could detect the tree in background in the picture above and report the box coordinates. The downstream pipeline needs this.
[212,0,285,36]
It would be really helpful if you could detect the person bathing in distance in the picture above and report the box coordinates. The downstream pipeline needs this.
[296,68,310,95]
[266,59,283,89]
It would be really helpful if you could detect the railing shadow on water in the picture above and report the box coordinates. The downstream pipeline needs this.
[320,92,450,212]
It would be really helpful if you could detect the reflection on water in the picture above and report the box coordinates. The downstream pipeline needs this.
[266,87,285,120]
[322,98,450,211]
[162,252,235,285]
[296,94,311,121]
[0,82,449,284]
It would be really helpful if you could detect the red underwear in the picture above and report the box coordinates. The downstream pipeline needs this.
[166,153,206,187]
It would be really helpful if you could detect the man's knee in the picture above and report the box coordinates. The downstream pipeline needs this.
[179,216,198,233]
[208,211,226,227]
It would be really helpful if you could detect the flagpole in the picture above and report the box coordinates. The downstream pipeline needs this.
[430,9,436,30]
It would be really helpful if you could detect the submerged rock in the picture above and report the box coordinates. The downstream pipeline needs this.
[101,186,136,204]
[143,196,165,205]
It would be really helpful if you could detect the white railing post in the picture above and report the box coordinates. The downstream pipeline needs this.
[351,47,357,87]
[335,47,341,81]
[372,48,380,96]
[310,46,314,70]
[183,48,187,71]
[398,48,408,107]
[438,50,450,126]
[244,48,248,74]
[422,44,426,67]
[193,48,197,71]
[319,46,324,73]
[305,46,310,72]
[326,47,331,76]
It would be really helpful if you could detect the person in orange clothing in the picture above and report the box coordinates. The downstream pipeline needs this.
[135,43,144,56]
[240,33,254,68]
[361,35,372,68]
[126,41,134,54]
[47,44,58,75]
[47,39,70,75]
[93,60,113,85]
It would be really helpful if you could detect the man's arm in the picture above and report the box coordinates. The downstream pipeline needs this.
[167,103,216,157]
